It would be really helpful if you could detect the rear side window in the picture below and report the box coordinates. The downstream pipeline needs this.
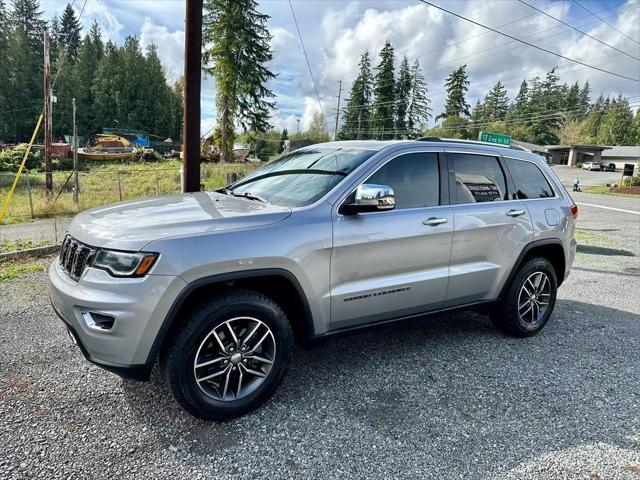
[505,158,555,199]
[367,152,439,209]
[449,153,507,203]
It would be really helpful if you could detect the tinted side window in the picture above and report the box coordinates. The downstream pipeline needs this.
[367,152,439,209]
[505,158,555,199]
[450,153,507,203]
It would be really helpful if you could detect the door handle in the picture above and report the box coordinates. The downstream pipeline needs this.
[423,217,448,226]
[506,209,526,217]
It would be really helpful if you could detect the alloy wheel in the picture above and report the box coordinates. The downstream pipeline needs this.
[193,317,276,401]
[517,271,551,325]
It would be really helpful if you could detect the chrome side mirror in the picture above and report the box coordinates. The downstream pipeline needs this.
[343,184,396,214]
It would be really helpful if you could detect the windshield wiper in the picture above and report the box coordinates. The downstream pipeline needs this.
[229,191,268,203]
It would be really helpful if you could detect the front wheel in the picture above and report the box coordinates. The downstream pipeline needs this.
[491,257,558,337]
[163,289,293,420]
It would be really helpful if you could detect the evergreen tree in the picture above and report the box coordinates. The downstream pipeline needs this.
[628,110,640,145]
[394,55,411,138]
[172,76,184,142]
[73,22,104,136]
[577,81,591,117]
[597,96,634,145]
[469,100,485,139]
[405,59,430,138]
[562,81,580,115]
[483,80,509,122]
[203,0,276,162]
[59,3,81,61]
[92,40,122,129]
[372,41,395,139]
[529,68,561,144]
[8,0,45,141]
[338,51,373,140]
[509,79,530,120]
[437,64,470,121]
[0,0,9,139]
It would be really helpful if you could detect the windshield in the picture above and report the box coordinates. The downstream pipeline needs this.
[227,148,376,207]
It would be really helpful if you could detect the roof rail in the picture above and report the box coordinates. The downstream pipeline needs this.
[417,136,526,151]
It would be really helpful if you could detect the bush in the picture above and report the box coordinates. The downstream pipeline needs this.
[623,176,640,187]
[0,145,42,172]
[50,156,75,171]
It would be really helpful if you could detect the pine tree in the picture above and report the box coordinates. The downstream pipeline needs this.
[510,79,530,121]
[74,22,104,136]
[405,59,430,138]
[469,100,485,139]
[203,0,276,162]
[172,77,184,142]
[8,0,45,141]
[59,3,81,61]
[597,95,634,145]
[483,80,509,123]
[437,64,470,121]
[394,55,411,138]
[372,41,395,139]
[529,68,561,145]
[338,51,373,140]
[577,81,591,117]
[92,40,122,129]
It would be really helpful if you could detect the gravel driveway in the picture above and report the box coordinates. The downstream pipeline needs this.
[1,205,639,479]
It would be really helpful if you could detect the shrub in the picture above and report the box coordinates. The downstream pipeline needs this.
[0,145,42,172]
[623,176,640,187]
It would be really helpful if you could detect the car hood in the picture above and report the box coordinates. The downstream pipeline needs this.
[68,191,292,251]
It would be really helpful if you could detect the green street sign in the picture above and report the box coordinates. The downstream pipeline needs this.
[479,131,511,146]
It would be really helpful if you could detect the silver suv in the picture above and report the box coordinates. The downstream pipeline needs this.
[49,138,578,420]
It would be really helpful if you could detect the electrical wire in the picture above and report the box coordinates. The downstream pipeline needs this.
[517,0,639,61]
[418,0,639,83]
[572,0,640,46]
[288,0,330,134]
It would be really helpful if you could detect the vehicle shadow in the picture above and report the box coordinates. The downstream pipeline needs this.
[121,299,640,476]
[577,244,636,256]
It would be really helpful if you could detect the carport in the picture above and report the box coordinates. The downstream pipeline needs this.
[546,144,611,167]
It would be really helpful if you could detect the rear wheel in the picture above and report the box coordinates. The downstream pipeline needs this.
[491,257,558,337]
[163,289,293,420]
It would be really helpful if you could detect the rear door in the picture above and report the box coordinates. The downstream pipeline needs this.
[444,149,533,307]
[330,148,453,329]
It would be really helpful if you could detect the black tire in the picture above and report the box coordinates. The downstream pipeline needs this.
[491,257,558,337]
[163,288,293,420]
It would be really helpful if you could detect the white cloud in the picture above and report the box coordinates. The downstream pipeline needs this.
[77,0,124,41]
[139,18,185,83]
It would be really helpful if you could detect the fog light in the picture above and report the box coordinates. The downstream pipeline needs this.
[81,311,115,331]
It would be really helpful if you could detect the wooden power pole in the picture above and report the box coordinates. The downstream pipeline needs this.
[333,80,342,140]
[43,30,52,195]
[182,0,203,193]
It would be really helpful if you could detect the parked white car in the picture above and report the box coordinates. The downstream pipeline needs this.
[582,162,600,171]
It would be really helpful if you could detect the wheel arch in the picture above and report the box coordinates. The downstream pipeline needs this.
[499,238,566,300]
[146,269,315,366]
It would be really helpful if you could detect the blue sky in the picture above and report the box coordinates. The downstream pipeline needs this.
[40,0,640,135]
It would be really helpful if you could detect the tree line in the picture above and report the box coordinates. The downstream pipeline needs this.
[0,0,183,144]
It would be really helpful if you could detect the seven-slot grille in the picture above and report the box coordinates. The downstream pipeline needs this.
[59,235,97,280]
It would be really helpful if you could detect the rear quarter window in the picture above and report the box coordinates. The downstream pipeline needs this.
[505,158,555,199]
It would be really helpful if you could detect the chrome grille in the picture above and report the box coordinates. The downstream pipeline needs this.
[59,235,97,281]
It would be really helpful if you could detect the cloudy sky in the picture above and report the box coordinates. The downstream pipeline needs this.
[41,0,640,136]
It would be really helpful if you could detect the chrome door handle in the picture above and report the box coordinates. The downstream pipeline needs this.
[506,209,526,217]
[423,217,448,226]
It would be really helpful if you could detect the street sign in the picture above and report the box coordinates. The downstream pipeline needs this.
[479,131,511,146]
[623,163,635,177]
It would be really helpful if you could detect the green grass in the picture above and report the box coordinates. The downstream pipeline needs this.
[0,258,48,282]
[574,228,612,246]
[582,186,638,197]
[0,159,258,225]
[0,239,55,254]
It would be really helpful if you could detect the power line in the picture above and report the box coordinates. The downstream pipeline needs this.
[572,0,640,46]
[517,0,639,61]
[418,1,639,83]
[288,0,330,134]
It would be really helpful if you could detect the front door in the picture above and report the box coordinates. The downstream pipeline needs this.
[330,150,453,330]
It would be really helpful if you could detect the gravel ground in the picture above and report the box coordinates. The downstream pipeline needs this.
[1,205,639,479]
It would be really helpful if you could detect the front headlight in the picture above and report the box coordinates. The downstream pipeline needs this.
[91,250,158,277]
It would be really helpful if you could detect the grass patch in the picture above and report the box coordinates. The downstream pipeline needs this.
[0,160,259,225]
[0,238,54,254]
[0,258,48,282]
[582,186,638,197]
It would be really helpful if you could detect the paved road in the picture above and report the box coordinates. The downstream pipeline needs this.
[0,218,69,244]
[1,196,639,478]
[551,164,624,188]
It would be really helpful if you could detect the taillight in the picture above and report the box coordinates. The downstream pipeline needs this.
[570,204,578,219]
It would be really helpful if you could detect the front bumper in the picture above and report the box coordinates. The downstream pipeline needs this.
[49,259,187,379]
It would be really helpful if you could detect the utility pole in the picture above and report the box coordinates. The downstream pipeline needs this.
[333,80,342,140]
[43,30,52,196]
[296,118,300,134]
[72,98,78,205]
[182,0,203,193]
